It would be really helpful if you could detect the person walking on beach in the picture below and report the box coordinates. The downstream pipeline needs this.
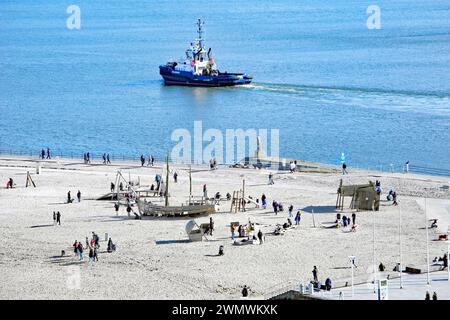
[77,190,81,202]
[203,184,208,200]
[114,202,120,214]
[342,162,348,175]
[231,224,235,240]
[46,148,51,159]
[106,154,111,164]
[312,266,318,282]
[107,238,114,252]
[78,242,83,260]
[93,247,99,262]
[261,194,267,209]
[110,182,115,193]
[242,285,249,297]
[352,213,356,225]
[173,171,178,183]
[442,253,448,270]
[56,211,61,225]
[288,205,294,218]
[289,161,296,173]
[53,211,56,225]
[41,149,45,159]
[67,191,72,203]
[257,229,263,244]
[425,291,431,300]
[73,240,79,257]
[295,211,301,225]
[86,152,91,164]
[151,155,155,166]
[209,217,214,236]
[102,153,106,164]
[268,172,274,185]
[88,247,94,265]
[405,161,410,173]
[325,278,332,291]
[432,292,438,300]
[140,154,145,166]
[392,191,398,206]
[272,200,278,215]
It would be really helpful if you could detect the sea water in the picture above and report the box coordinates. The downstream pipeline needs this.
[0,0,449,171]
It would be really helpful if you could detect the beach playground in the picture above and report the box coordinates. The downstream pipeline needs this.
[0,156,449,299]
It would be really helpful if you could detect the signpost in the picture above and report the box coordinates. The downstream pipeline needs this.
[377,279,389,300]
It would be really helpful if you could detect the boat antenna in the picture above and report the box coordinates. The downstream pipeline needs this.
[196,18,205,50]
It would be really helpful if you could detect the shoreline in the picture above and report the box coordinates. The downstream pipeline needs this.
[1,149,449,178]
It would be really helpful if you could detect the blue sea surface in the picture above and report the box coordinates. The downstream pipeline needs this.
[0,0,449,170]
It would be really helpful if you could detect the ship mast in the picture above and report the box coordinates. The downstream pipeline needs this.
[196,18,205,51]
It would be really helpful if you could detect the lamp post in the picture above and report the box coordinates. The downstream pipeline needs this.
[424,195,430,285]
[398,202,403,289]
[447,227,449,282]
[349,256,355,297]
[372,206,376,293]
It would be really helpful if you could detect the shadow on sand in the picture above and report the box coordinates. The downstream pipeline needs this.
[30,224,55,228]
[155,239,191,245]
[302,205,337,214]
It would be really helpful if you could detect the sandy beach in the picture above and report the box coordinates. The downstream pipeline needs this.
[0,156,449,299]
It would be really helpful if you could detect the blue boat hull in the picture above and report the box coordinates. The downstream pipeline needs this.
[159,66,252,87]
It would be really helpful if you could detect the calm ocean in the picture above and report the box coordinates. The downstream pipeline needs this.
[1,0,449,172]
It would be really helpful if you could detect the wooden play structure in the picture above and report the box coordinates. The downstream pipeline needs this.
[230,190,246,213]
[230,179,251,213]
[336,179,380,211]
[136,157,216,218]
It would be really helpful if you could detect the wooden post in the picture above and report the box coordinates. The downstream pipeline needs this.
[25,171,36,188]
[312,207,316,228]
[189,165,192,205]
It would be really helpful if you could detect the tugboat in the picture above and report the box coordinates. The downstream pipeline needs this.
[159,19,252,87]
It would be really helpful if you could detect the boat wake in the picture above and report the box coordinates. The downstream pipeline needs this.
[238,82,450,116]
[245,82,449,99]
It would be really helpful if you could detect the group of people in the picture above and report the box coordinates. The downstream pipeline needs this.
[40,148,51,159]
[71,233,116,264]
[387,189,398,206]
[272,200,284,214]
[209,158,218,170]
[312,266,332,291]
[335,213,357,231]
[52,211,61,225]
[230,221,264,244]
[140,154,155,167]
[67,190,81,203]
[83,152,91,164]
[102,153,112,164]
